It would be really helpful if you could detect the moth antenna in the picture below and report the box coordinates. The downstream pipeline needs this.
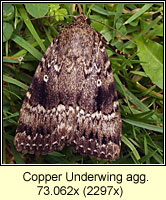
[31,14,75,21]
[89,17,136,45]
[106,42,130,59]
[31,13,132,58]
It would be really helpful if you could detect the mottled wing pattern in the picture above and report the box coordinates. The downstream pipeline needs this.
[14,15,121,161]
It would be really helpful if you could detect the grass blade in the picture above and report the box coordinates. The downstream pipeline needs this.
[123,119,163,133]
[11,33,43,61]
[3,75,28,90]
[122,135,141,160]
[17,4,46,52]
[124,4,153,25]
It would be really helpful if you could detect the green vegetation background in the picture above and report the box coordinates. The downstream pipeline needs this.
[3,4,163,164]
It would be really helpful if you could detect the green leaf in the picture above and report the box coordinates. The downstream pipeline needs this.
[49,151,65,157]
[124,4,153,25]
[3,88,22,100]
[89,15,105,32]
[136,37,163,89]
[3,4,14,21]
[122,135,141,160]
[3,75,28,90]
[122,16,161,49]
[91,4,116,16]
[11,33,43,61]
[47,4,68,21]
[11,144,25,164]
[129,19,139,27]
[48,4,60,13]
[17,4,46,52]
[115,75,150,112]
[3,56,20,64]
[114,4,124,24]
[3,112,19,120]
[145,23,163,39]
[123,119,163,133]
[63,4,73,15]
[11,41,43,58]
[130,71,147,77]
[3,22,13,42]
[25,4,49,18]
[55,8,68,21]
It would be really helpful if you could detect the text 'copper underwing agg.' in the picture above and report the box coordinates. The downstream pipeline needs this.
[14,14,122,161]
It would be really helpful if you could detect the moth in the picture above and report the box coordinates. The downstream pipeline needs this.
[14,14,122,161]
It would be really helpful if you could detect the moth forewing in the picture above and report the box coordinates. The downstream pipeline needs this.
[14,15,122,161]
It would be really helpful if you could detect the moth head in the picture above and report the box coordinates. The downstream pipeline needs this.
[74,14,89,24]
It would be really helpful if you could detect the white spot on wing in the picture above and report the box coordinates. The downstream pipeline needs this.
[97,79,102,87]
[47,63,51,68]
[105,60,110,70]
[54,64,61,72]
[27,135,31,140]
[43,75,48,82]
[26,91,31,99]
[80,109,84,115]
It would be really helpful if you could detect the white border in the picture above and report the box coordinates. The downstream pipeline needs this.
[1,1,165,166]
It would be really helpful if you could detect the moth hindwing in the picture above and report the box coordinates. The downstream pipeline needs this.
[14,15,122,161]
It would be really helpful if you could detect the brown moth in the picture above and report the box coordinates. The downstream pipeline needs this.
[14,15,122,161]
